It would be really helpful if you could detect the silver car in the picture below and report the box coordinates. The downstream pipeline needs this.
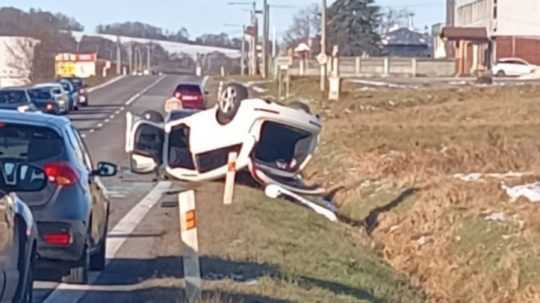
[28,83,70,115]
[0,110,117,284]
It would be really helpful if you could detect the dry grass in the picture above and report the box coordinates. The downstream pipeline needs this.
[260,77,540,303]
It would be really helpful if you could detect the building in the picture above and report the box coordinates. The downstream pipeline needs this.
[444,0,540,75]
[432,23,447,58]
[0,36,40,87]
[382,27,433,58]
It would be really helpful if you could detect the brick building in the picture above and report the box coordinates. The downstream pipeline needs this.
[444,0,540,75]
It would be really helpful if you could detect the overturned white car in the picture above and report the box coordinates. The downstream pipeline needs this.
[125,83,323,195]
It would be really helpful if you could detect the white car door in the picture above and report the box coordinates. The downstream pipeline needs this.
[125,112,165,174]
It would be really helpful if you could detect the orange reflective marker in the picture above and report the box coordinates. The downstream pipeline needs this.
[185,210,197,230]
[223,152,238,205]
[228,161,236,172]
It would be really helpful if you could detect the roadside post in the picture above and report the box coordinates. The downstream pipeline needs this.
[328,45,341,101]
[411,58,417,77]
[223,152,238,205]
[178,190,202,302]
[217,81,224,100]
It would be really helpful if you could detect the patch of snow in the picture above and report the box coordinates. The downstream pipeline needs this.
[484,212,507,222]
[454,172,533,182]
[503,182,540,203]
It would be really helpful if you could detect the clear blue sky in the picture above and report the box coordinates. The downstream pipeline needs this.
[2,0,445,38]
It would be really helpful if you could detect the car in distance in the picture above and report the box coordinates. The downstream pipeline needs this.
[0,164,48,303]
[0,110,118,284]
[493,57,537,77]
[28,84,70,115]
[127,83,323,195]
[172,83,207,110]
[0,88,38,112]
[58,79,79,111]
[62,77,89,107]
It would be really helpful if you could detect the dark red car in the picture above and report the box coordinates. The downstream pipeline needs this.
[173,84,206,110]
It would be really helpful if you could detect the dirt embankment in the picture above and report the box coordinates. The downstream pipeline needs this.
[256,77,540,303]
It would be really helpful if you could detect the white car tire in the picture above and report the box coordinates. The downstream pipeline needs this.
[217,83,248,125]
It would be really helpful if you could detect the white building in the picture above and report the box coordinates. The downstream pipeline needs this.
[0,36,40,87]
[451,0,540,65]
[455,0,540,36]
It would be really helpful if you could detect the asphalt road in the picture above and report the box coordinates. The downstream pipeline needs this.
[32,74,203,303]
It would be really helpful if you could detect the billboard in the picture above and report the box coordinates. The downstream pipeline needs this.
[55,53,97,78]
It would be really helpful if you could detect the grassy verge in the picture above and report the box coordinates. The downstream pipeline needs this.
[224,75,540,302]
[193,183,426,303]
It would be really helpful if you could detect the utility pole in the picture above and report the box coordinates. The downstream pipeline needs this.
[319,0,328,92]
[272,26,277,58]
[128,43,133,74]
[116,36,122,75]
[241,25,246,76]
[251,1,259,76]
[147,43,151,73]
[137,48,143,73]
[262,0,269,78]
[227,1,262,76]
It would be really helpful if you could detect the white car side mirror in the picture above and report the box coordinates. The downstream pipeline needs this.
[265,185,283,199]
[130,154,158,174]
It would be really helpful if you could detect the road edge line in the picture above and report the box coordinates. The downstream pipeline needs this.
[87,75,126,93]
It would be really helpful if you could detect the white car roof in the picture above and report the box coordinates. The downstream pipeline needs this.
[32,83,64,89]
[498,57,529,63]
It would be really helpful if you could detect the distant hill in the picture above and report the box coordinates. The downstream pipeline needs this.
[71,32,241,60]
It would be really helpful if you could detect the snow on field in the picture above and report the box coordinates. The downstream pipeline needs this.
[503,182,540,203]
[71,32,241,59]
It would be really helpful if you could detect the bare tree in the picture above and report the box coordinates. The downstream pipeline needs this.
[283,3,321,49]
[4,38,39,83]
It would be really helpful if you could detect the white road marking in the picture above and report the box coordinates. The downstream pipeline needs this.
[89,129,95,133]
[109,115,115,119]
[87,76,126,93]
[105,119,110,123]
[120,106,125,111]
[115,110,121,115]
[97,123,104,128]
[125,76,165,106]
[42,181,171,303]
[81,134,86,138]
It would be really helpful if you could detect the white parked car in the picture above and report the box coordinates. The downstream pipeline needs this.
[125,83,324,195]
[493,58,537,77]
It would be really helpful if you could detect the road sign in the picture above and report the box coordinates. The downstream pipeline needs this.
[316,53,328,65]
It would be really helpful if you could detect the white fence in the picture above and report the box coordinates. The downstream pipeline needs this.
[276,56,456,78]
